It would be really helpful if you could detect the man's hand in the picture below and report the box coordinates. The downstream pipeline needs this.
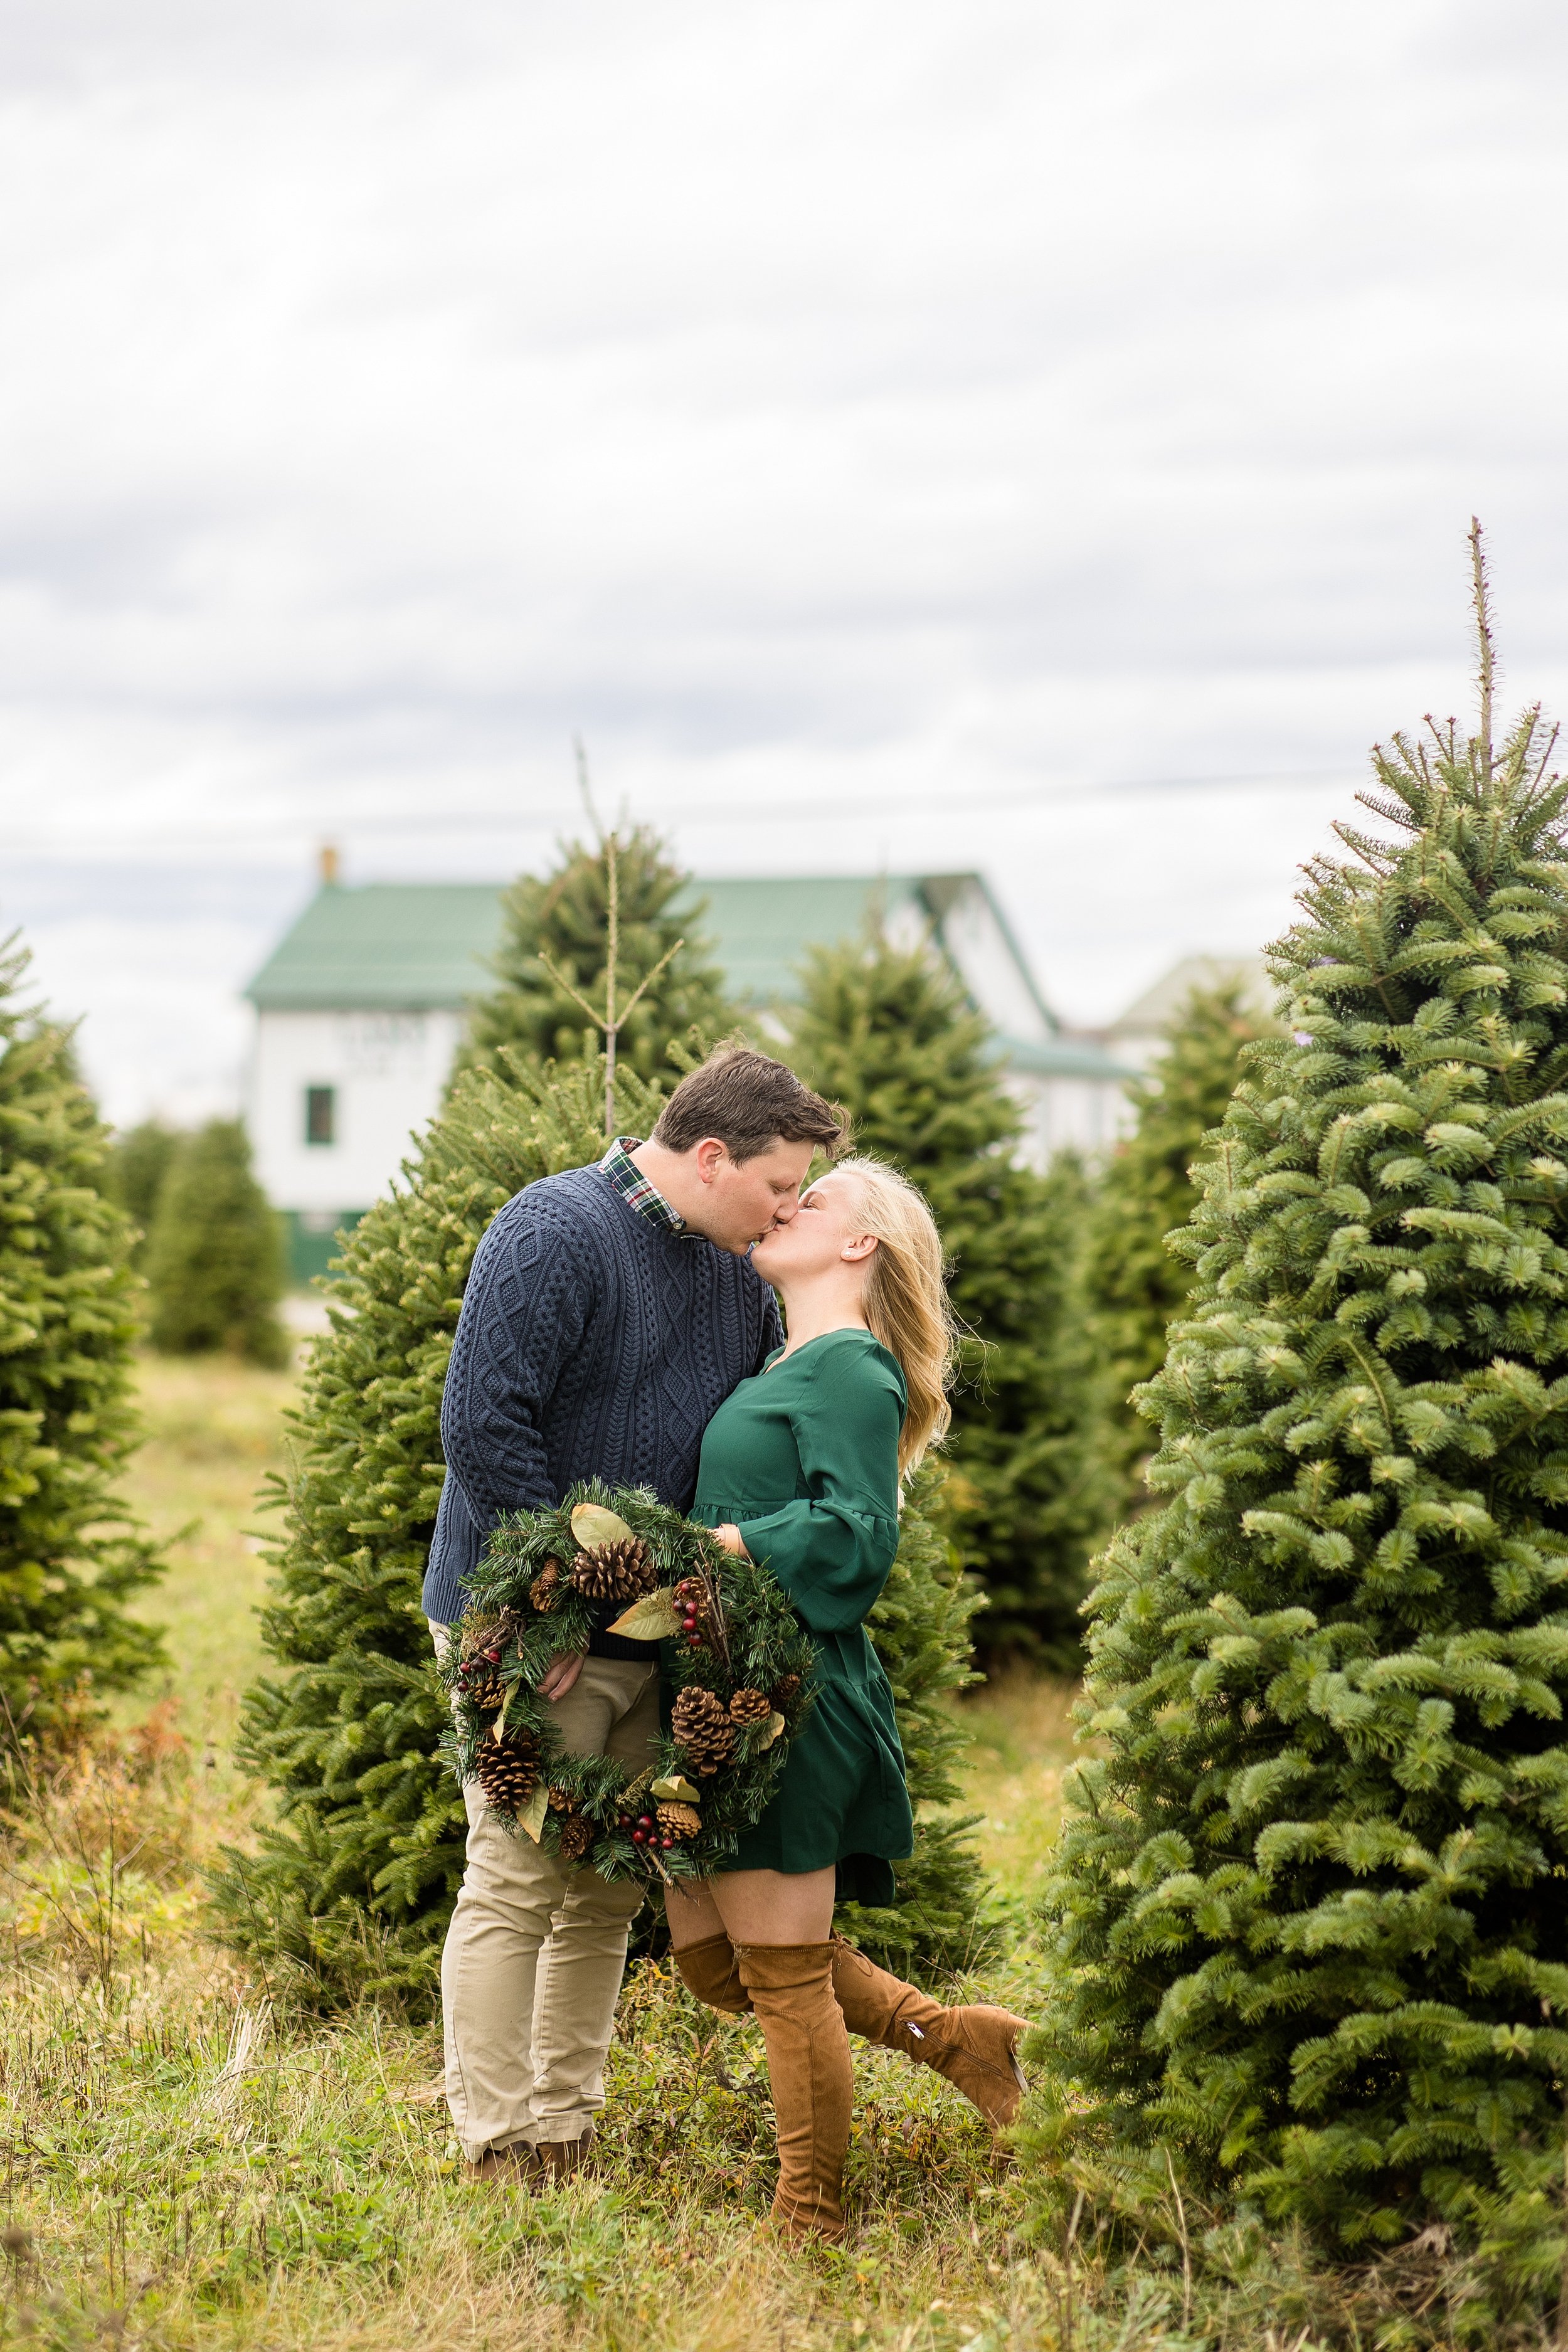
[539,1651,585,1702]
[711,1523,751,1560]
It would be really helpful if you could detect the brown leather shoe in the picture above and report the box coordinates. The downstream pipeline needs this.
[535,2123,596,2182]
[465,2141,541,2185]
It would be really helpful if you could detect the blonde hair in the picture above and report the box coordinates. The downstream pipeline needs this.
[830,1155,956,1476]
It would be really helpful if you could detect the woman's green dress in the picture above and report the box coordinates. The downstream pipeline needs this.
[692,1327,914,1902]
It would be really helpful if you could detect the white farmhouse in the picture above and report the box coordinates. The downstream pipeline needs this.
[243,862,1132,1282]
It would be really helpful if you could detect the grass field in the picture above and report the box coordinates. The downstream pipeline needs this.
[117,1353,299,1733]
[0,1353,1224,2352]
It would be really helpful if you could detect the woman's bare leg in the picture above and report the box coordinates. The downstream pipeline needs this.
[664,1878,727,1950]
[707,1866,836,1946]
[665,1868,835,2018]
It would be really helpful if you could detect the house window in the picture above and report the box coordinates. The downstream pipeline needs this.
[304,1085,336,1147]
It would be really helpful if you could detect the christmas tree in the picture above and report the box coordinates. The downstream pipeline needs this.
[0,936,166,1733]
[214,1047,990,2005]
[1083,982,1268,1517]
[462,814,732,1091]
[145,1119,289,1367]
[834,1463,999,1979]
[105,1118,179,1266]
[787,920,1104,1660]
[1026,538,1568,2323]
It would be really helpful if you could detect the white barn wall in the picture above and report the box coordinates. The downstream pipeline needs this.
[248,1007,465,1215]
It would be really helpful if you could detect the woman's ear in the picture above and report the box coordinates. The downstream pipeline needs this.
[840,1232,878,1264]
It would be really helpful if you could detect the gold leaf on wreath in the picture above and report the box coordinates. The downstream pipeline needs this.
[516,1783,550,1842]
[650,1773,701,1806]
[756,1712,787,1749]
[605,1587,683,1640]
[571,1502,637,1550]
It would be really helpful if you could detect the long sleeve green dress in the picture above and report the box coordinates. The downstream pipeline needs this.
[692,1327,914,1903]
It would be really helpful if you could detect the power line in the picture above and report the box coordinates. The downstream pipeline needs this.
[6,761,1362,859]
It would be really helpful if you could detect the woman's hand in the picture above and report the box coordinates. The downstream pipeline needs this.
[711,1523,751,1560]
[539,1651,585,1701]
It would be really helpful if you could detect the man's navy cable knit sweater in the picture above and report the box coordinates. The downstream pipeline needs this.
[421,1162,782,1643]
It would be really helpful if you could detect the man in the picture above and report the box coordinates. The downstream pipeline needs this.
[425,1045,846,2182]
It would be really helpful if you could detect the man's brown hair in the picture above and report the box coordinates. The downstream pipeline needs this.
[651,1047,847,1163]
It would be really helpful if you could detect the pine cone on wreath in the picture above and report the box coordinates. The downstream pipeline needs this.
[547,1784,575,1811]
[770,1673,802,1710]
[460,1662,506,1712]
[728,1687,771,1727]
[556,1814,595,1864]
[671,1685,736,1776]
[476,1730,541,1815]
[571,1537,657,1604]
[657,1800,702,1841]
[530,1557,564,1613]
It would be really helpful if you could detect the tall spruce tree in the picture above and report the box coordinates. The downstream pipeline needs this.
[462,824,733,1090]
[1083,983,1268,1517]
[146,1120,289,1367]
[0,938,166,1732]
[214,1047,991,2005]
[105,1119,179,1267]
[1026,565,1568,2323]
[787,922,1103,1660]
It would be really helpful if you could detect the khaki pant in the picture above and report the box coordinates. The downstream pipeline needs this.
[432,1634,660,2161]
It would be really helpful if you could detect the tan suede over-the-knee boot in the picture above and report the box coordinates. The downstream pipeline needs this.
[734,1942,854,2243]
[829,1937,1030,2130]
[679,1930,1029,2132]
[673,1932,749,2015]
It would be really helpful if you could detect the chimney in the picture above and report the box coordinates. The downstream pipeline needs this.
[319,842,341,887]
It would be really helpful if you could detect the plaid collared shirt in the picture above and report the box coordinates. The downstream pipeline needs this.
[598,1136,687,1236]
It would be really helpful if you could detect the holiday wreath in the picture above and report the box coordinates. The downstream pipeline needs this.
[439,1481,815,1884]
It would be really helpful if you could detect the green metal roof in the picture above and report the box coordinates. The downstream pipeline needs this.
[245,883,507,1010]
[246,874,953,1014]
[242,872,1126,1081]
[999,1032,1131,1081]
[675,875,929,1010]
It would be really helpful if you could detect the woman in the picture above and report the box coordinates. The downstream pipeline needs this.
[664,1155,1029,2242]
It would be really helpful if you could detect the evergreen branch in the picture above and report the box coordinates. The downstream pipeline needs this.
[614,938,684,1027]
[535,950,608,1035]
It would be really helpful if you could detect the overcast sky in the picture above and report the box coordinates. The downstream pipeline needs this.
[3,0,1567,1124]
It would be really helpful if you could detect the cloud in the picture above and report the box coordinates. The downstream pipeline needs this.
[2,0,1566,1115]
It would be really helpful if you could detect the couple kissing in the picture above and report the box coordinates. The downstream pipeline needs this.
[425,1046,1029,2242]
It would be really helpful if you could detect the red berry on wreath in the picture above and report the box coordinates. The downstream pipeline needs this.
[688,1636,702,1650]
[661,1836,674,1851]
[485,1647,501,1663]
[632,1828,646,1844]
